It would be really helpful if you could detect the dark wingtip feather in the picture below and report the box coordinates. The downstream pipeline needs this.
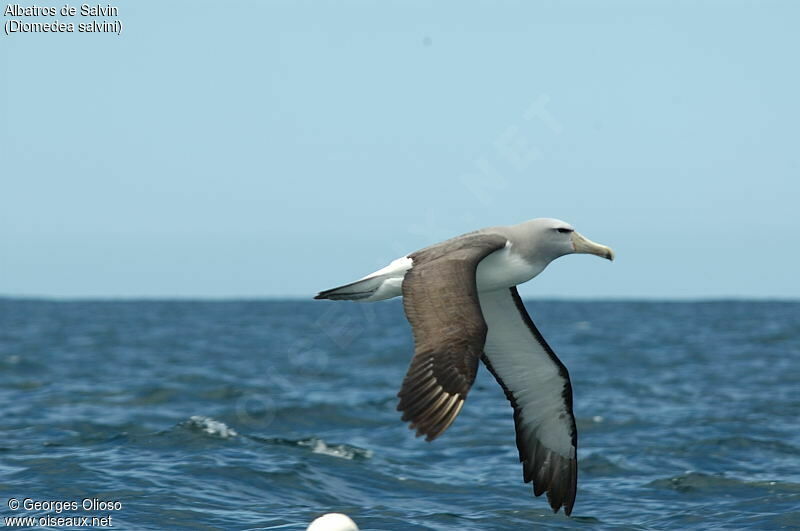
[529,454,576,517]
[397,369,465,443]
[519,445,576,517]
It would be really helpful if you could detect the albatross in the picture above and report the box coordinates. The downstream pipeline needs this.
[314,218,614,516]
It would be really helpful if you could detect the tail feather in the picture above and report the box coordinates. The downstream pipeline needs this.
[314,276,386,301]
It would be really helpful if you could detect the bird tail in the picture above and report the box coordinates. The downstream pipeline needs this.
[314,276,386,301]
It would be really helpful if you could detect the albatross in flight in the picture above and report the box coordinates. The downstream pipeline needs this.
[314,218,614,516]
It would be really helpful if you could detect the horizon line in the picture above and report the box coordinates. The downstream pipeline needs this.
[1,295,799,304]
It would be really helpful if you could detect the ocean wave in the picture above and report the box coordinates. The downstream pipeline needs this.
[647,472,800,493]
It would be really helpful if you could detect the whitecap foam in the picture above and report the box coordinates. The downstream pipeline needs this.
[298,438,373,460]
[186,416,238,439]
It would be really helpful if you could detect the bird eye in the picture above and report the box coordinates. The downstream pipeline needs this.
[556,228,573,234]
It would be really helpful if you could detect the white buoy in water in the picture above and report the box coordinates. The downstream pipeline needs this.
[306,513,359,531]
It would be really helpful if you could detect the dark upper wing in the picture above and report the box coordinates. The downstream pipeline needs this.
[478,287,578,516]
[397,233,508,442]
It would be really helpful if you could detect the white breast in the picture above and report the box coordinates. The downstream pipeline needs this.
[476,244,544,292]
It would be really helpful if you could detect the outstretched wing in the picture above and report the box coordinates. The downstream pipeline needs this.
[397,233,508,441]
[479,287,578,516]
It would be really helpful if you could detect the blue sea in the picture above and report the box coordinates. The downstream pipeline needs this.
[1,299,798,530]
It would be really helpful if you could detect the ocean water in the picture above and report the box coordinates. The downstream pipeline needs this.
[1,299,798,530]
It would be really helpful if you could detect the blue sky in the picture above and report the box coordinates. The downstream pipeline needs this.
[2,1,798,299]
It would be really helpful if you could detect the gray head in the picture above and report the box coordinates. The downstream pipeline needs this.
[509,218,615,265]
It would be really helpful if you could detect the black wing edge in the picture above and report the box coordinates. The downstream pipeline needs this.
[481,287,578,516]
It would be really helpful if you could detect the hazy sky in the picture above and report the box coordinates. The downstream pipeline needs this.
[2,1,798,299]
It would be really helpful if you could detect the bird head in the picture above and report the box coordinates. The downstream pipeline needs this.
[524,218,615,263]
